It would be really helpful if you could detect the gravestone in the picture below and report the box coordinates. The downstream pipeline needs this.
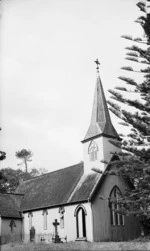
[30,226,35,242]
[52,219,61,243]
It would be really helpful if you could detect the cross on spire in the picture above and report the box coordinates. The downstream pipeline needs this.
[94,59,100,73]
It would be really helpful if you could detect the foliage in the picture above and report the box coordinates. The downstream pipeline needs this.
[0,128,6,161]
[15,149,33,173]
[0,151,6,161]
[108,0,150,232]
[0,167,48,193]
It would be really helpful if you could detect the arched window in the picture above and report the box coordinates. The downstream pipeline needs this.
[88,140,98,162]
[74,205,87,239]
[109,186,124,226]
[28,212,33,230]
[59,206,65,228]
[42,209,48,230]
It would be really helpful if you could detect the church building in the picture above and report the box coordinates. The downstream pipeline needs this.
[0,62,141,244]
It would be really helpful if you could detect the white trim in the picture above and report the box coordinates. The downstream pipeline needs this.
[74,204,87,217]
[0,215,1,239]
[89,202,94,242]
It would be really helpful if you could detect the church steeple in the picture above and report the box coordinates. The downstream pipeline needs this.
[82,60,119,143]
[82,60,120,174]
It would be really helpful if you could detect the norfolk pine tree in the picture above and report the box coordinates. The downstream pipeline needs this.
[107,0,150,234]
[16,149,33,173]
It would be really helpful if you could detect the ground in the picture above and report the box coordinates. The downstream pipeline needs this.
[1,241,150,251]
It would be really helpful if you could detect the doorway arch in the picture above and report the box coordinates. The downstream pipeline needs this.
[74,205,87,239]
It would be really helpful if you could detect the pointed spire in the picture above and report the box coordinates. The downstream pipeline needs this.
[82,61,119,142]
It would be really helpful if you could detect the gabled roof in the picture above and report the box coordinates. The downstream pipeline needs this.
[16,162,101,212]
[68,173,100,203]
[0,193,23,218]
[82,73,119,142]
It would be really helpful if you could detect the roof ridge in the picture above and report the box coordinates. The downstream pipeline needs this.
[20,162,84,183]
[88,173,102,200]
[0,193,24,196]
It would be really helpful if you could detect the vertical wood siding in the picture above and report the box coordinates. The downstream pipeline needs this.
[92,175,141,241]
[1,218,22,244]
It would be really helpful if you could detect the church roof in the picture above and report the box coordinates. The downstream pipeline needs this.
[82,73,119,142]
[0,193,23,218]
[16,163,100,211]
[68,172,100,203]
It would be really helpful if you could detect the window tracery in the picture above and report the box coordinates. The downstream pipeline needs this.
[109,186,124,226]
[88,140,98,161]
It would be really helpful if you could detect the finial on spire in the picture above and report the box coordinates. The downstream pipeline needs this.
[94,59,100,73]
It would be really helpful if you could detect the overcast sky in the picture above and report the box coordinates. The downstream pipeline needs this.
[1,0,143,172]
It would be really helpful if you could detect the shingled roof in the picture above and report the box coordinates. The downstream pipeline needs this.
[0,193,23,218]
[68,172,100,203]
[82,73,119,142]
[16,162,101,212]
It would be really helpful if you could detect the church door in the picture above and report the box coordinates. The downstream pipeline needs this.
[75,206,87,239]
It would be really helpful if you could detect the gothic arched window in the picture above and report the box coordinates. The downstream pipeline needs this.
[28,212,33,230]
[42,209,48,230]
[109,186,124,226]
[88,140,98,162]
[59,206,65,228]
[74,205,87,239]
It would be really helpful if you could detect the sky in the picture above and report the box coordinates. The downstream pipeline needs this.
[1,0,144,172]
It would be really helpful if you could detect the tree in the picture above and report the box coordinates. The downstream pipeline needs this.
[15,149,33,173]
[0,168,27,192]
[107,1,150,234]
[0,151,6,161]
[0,128,6,161]
[0,170,7,192]
[30,167,48,176]
[0,167,48,193]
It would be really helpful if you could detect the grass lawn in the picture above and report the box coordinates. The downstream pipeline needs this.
[1,241,150,251]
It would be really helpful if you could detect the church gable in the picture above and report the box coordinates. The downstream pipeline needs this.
[90,168,141,241]
[0,193,23,245]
